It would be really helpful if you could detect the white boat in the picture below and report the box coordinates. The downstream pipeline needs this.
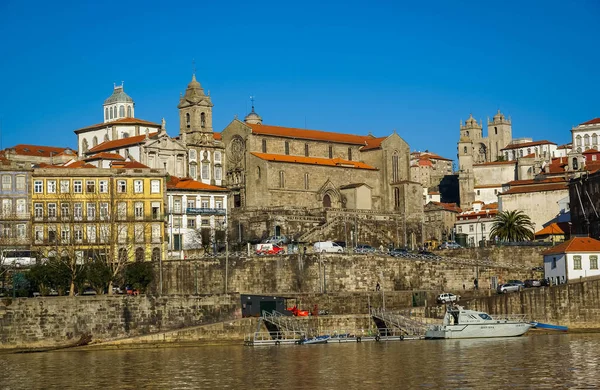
[425,305,531,339]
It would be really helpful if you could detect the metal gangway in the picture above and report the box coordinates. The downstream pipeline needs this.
[245,311,309,346]
[371,309,429,337]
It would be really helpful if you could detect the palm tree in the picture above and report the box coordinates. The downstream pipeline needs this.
[489,210,535,242]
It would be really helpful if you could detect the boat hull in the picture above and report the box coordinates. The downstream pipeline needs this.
[425,322,531,339]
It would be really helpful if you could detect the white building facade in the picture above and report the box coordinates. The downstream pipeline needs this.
[543,237,600,285]
[572,118,600,153]
[454,208,498,247]
[166,176,228,258]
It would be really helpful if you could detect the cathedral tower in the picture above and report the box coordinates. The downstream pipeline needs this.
[486,110,512,161]
[178,74,214,137]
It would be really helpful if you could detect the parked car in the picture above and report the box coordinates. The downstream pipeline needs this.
[436,293,460,304]
[112,285,124,294]
[389,248,408,257]
[256,244,285,255]
[125,286,139,296]
[439,241,462,249]
[354,244,375,254]
[333,241,346,248]
[507,280,525,289]
[313,241,344,253]
[264,235,289,245]
[497,283,522,294]
[524,279,542,288]
[81,287,97,296]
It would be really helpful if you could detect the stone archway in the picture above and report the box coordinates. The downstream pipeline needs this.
[323,194,332,208]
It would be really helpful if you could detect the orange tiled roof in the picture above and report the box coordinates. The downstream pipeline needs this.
[501,183,568,195]
[246,123,374,146]
[535,222,570,237]
[542,237,600,255]
[250,152,377,170]
[88,133,158,153]
[483,202,498,210]
[457,210,498,220]
[84,152,126,161]
[110,161,150,169]
[418,159,433,167]
[167,176,228,191]
[426,201,462,213]
[583,148,599,154]
[500,140,556,150]
[557,143,571,150]
[473,161,516,166]
[213,132,222,140]
[580,118,600,126]
[75,117,161,133]
[37,161,97,169]
[474,184,502,189]
[413,151,453,161]
[9,144,73,157]
[361,137,387,151]
[506,177,566,186]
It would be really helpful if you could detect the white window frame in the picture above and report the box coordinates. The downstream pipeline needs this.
[134,180,143,193]
[151,180,160,193]
[47,180,56,194]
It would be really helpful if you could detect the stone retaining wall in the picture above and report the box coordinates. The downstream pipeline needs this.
[0,294,239,350]
[155,247,545,295]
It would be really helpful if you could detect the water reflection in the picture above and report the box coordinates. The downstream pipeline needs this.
[1,334,600,389]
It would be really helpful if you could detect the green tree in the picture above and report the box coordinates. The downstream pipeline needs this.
[86,258,112,294]
[489,210,535,242]
[124,262,154,293]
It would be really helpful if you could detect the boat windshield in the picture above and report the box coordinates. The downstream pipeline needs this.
[478,313,492,320]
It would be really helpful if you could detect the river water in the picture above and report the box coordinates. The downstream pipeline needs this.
[1,334,599,389]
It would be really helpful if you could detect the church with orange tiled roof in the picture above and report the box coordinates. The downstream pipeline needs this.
[221,103,422,215]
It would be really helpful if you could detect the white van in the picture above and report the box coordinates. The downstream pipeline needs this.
[313,241,344,253]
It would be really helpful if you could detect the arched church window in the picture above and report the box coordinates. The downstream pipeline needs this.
[92,136,98,147]
[592,133,598,147]
[186,113,191,128]
[394,187,400,209]
[279,171,284,188]
[127,106,132,117]
[201,113,206,128]
[573,157,579,170]
[189,163,197,179]
[323,194,331,208]
[392,152,399,183]
[584,134,590,146]
[494,127,498,135]
[82,139,89,153]
[110,107,114,119]
[119,106,125,117]
[105,108,108,120]
[466,131,469,137]
[262,139,267,153]
[576,135,582,146]
[304,173,309,190]
[463,146,467,154]
[256,166,261,179]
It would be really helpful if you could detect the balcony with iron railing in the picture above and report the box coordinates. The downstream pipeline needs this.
[186,207,226,215]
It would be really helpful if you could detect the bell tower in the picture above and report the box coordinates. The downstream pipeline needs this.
[487,110,512,161]
[178,74,214,138]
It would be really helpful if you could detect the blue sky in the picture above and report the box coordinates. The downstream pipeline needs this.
[1,0,599,163]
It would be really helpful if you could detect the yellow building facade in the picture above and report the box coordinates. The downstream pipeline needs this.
[31,166,167,263]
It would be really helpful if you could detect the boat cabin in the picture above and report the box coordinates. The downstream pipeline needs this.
[443,306,494,325]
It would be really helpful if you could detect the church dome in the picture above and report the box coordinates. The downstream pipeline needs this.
[104,85,133,105]
[187,74,202,89]
[244,106,263,125]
